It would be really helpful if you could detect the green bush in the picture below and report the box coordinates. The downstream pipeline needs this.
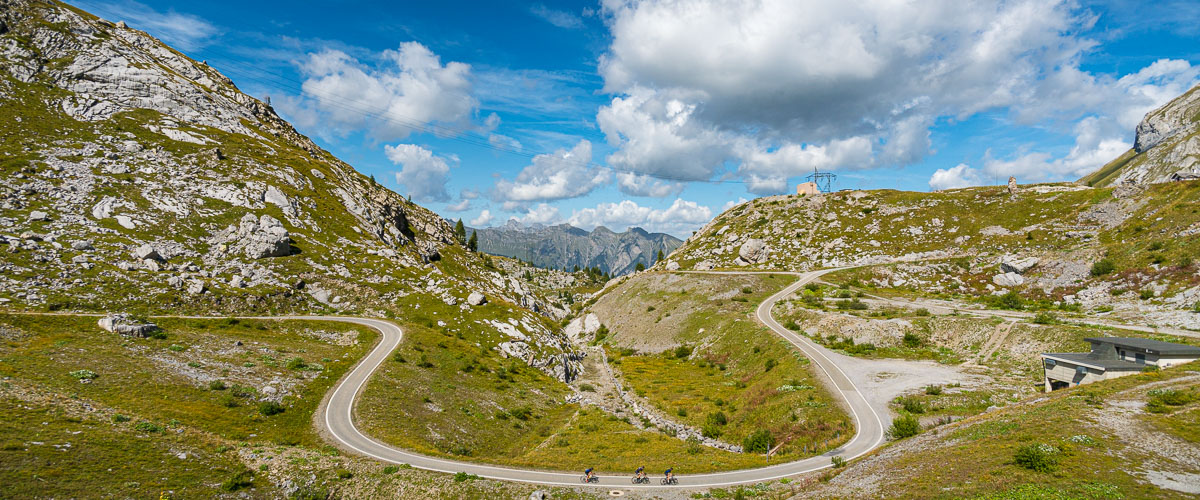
[508,406,533,421]
[924,385,943,396]
[111,414,130,423]
[701,424,723,439]
[831,455,847,468]
[335,468,353,479]
[220,469,255,491]
[258,401,286,416]
[785,320,802,331]
[888,414,921,439]
[168,344,186,352]
[1014,443,1060,472]
[209,380,227,391]
[764,358,777,372]
[382,465,400,474]
[1090,259,1115,276]
[69,369,98,381]
[392,351,406,363]
[1147,388,1199,413]
[743,429,774,453]
[707,411,728,427]
[220,394,239,408]
[674,345,693,359]
[134,421,162,433]
[899,397,926,414]
[454,472,479,482]
[1032,312,1057,324]
[995,291,1024,310]
[902,332,922,348]
[579,383,595,392]
[286,357,307,370]
[836,298,868,310]
[742,287,753,294]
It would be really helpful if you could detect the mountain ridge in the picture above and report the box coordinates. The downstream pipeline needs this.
[468,221,682,276]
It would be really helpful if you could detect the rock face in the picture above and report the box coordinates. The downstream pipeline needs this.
[468,221,682,276]
[738,238,768,264]
[1083,83,1200,186]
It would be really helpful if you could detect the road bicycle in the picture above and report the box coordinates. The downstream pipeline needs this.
[580,474,599,484]
[661,476,678,485]
[631,474,650,484]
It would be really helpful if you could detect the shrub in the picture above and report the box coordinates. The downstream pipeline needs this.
[899,397,926,414]
[1090,259,1115,276]
[168,344,186,352]
[686,436,703,455]
[509,406,533,421]
[888,414,921,439]
[392,351,406,363]
[382,465,400,474]
[454,472,479,482]
[111,414,130,423]
[220,394,239,408]
[743,429,774,453]
[674,345,693,359]
[209,380,227,391]
[707,411,728,427]
[837,298,868,310]
[1139,289,1155,301]
[831,456,847,468]
[579,383,595,392]
[677,408,688,417]
[902,332,922,348]
[1014,443,1060,472]
[701,424,723,439]
[286,357,307,370]
[593,325,609,343]
[765,358,777,372]
[258,402,286,416]
[1032,312,1057,324]
[924,385,943,396]
[335,468,353,479]
[1147,388,1199,413]
[220,469,255,491]
[742,287,753,294]
[134,421,162,433]
[416,355,434,368]
[996,291,1024,310]
[785,320,802,331]
[70,369,98,381]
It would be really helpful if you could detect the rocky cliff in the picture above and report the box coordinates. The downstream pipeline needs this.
[468,220,681,276]
[1082,83,1200,186]
[0,0,581,380]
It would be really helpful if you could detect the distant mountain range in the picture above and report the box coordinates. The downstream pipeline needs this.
[467,221,682,276]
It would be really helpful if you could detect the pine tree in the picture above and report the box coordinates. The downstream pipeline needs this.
[635,262,646,272]
[454,219,466,242]
[467,230,478,252]
[657,249,665,262]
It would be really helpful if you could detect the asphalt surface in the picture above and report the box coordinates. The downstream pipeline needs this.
[309,268,888,489]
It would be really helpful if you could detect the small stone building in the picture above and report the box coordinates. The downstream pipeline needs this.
[1041,337,1200,391]
[796,182,820,196]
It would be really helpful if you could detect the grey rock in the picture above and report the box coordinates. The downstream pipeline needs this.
[992,272,1024,287]
[132,244,164,262]
[28,210,48,222]
[738,238,768,264]
[143,259,161,272]
[168,276,183,288]
[229,214,292,259]
[71,240,93,251]
[467,292,486,306]
[186,280,206,295]
[1000,256,1039,275]
[98,314,158,337]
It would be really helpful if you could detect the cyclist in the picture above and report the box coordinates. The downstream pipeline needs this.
[584,467,595,482]
[635,465,645,480]
[664,467,674,482]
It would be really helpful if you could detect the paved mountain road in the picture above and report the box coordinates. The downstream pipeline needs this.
[308,268,886,489]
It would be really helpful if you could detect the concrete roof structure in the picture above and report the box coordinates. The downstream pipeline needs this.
[1085,337,1200,355]
[1042,352,1143,371]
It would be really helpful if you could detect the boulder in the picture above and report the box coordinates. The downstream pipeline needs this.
[467,292,487,306]
[98,314,158,337]
[28,210,48,222]
[738,238,768,264]
[71,240,93,251]
[132,244,164,262]
[186,280,206,295]
[231,214,292,259]
[695,260,715,271]
[992,272,1024,288]
[664,261,680,271]
[1000,256,1039,274]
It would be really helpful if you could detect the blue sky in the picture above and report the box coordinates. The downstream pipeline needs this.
[74,0,1200,238]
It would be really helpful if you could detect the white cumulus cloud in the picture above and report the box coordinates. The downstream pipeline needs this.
[567,198,713,236]
[470,209,494,227]
[929,164,985,191]
[385,144,452,202]
[299,42,475,141]
[494,140,609,202]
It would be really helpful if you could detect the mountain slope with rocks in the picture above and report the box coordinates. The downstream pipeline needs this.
[468,220,681,276]
[0,0,584,381]
[1082,83,1200,187]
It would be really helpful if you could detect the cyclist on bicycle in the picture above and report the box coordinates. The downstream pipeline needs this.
[635,465,645,480]
[665,467,674,481]
[585,467,595,481]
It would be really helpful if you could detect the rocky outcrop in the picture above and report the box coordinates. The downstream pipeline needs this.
[98,313,159,337]
[1083,83,1200,186]
[224,214,292,259]
[1000,256,1038,275]
[737,238,768,264]
[992,272,1024,288]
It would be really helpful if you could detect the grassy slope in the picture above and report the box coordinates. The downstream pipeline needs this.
[817,363,1200,499]
[590,273,852,463]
